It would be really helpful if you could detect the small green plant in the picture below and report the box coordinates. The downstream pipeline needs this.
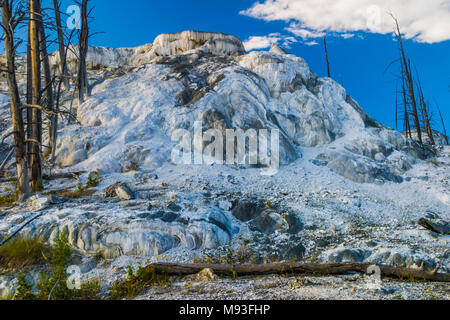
[93,249,106,262]
[42,149,51,160]
[13,231,101,300]
[15,274,35,300]
[79,276,102,300]
[109,263,171,300]
[34,231,74,300]
[48,184,95,199]
[31,178,44,193]
[196,242,257,266]
[86,176,100,188]
[0,194,16,206]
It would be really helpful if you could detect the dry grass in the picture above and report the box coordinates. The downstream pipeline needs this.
[0,194,16,207]
[47,186,95,198]
[0,236,50,269]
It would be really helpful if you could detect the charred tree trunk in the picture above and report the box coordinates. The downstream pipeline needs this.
[1,1,30,201]
[416,73,435,145]
[436,103,448,145]
[29,0,42,190]
[400,62,412,138]
[77,0,89,108]
[52,0,70,89]
[323,37,331,78]
[406,59,422,144]
[392,15,422,144]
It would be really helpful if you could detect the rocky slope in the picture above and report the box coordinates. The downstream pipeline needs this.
[0,31,448,299]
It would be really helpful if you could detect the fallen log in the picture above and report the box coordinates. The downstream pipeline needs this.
[418,218,450,235]
[42,171,85,181]
[148,262,450,282]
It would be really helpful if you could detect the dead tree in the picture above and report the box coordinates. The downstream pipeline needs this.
[0,0,30,201]
[392,15,422,144]
[399,61,412,138]
[26,13,33,169]
[323,37,331,78]
[35,0,57,160]
[436,102,448,145]
[416,73,435,145]
[29,0,42,190]
[77,0,89,107]
[52,0,70,89]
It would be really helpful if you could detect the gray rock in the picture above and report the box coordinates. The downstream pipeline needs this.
[285,243,306,261]
[325,152,403,184]
[167,202,182,212]
[27,195,50,211]
[251,209,287,234]
[105,182,135,200]
[232,201,264,222]
[150,211,180,223]
[116,183,135,200]
[327,248,365,263]
[282,213,304,234]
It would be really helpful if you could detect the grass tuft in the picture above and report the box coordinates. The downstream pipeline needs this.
[0,236,49,269]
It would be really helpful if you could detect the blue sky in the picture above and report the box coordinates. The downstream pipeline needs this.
[46,1,450,132]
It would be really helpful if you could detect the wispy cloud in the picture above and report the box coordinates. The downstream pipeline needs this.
[285,23,325,40]
[240,0,450,43]
[304,41,319,46]
[243,33,297,51]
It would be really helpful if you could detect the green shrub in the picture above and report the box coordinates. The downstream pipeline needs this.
[109,263,171,300]
[0,194,16,206]
[14,231,101,300]
[86,176,100,188]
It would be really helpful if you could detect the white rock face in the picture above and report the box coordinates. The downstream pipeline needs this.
[0,32,448,291]
[51,34,434,184]
[269,44,289,55]
[151,31,245,57]
[49,31,245,74]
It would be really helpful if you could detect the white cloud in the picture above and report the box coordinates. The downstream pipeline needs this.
[285,23,325,40]
[240,0,450,43]
[304,41,319,46]
[340,33,355,39]
[243,33,297,51]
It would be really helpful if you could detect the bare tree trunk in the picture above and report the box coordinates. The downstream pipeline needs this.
[323,37,330,78]
[77,0,89,109]
[26,18,33,172]
[392,15,422,144]
[29,0,42,190]
[436,103,448,145]
[406,59,422,144]
[53,0,70,89]
[36,0,57,160]
[400,62,412,139]
[416,73,435,145]
[1,1,30,201]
